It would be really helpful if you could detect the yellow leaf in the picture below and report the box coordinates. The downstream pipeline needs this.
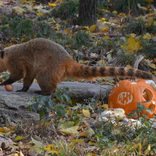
[97,59,106,65]
[41,122,51,126]
[101,18,106,21]
[101,104,108,110]
[83,26,89,30]
[144,144,151,155]
[71,139,85,144]
[90,34,96,38]
[89,25,98,32]
[130,33,136,38]
[12,6,25,15]
[112,10,117,14]
[20,150,24,156]
[149,63,156,69]
[126,64,133,68]
[80,130,87,137]
[44,144,54,151]
[143,33,152,39]
[49,3,56,7]
[0,127,10,133]
[86,153,92,156]
[63,29,72,34]
[118,13,127,17]
[60,126,79,135]
[138,143,142,155]
[14,136,27,141]
[66,109,72,115]
[147,17,154,23]
[82,109,91,118]
[145,0,153,3]
[36,11,43,16]
[54,24,61,30]
[29,0,35,3]
[125,37,143,52]
[20,0,26,3]
[103,36,109,40]
[99,25,109,32]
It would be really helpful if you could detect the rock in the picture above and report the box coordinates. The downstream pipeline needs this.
[0,135,14,150]
[0,82,113,122]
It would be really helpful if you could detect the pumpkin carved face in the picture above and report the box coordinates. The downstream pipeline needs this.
[108,79,156,118]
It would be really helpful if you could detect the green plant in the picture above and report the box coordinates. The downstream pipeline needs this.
[45,140,79,156]
[113,49,137,67]
[122,17,156,35]
[90,38,119,56]
[50,0,79,20]
[0,15,56,42]
[29,87,72,120]
[140,40,156,59]
[0,72,9,80]
[96,115,156,154]
[72,31,94,50]
[113,0,149,15]
[127,102,152,119]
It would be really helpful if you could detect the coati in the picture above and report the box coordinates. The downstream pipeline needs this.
[0,38,155,95]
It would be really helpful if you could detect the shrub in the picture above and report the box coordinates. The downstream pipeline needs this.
[113,0,149,15]
[122,17,156,35]
[50,0,79,20]
[72,31,94,49]
[0,15,56,42]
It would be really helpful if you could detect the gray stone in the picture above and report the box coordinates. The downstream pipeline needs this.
[0,82,113,122]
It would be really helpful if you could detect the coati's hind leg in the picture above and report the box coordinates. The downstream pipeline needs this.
[35,74,57,95]
[34,82,57,95]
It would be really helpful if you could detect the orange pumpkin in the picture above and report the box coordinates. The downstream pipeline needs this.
[108,79,156,118]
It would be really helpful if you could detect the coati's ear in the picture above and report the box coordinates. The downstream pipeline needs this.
[0,44,5,59]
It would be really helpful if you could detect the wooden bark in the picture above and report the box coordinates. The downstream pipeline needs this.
[78,0,97,26]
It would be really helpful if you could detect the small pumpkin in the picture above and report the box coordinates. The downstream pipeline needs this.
[108,79,156,118]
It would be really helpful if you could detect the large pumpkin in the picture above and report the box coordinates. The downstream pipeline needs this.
[108,79,156,118]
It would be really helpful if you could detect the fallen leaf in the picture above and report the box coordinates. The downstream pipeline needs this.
[82,109,91,118]
[48,3,56,7]
[143,33,152,39]
[14,136,27,141]
[89,25,98,33]
[60,125,79,135]
[36,10,43,16]
[87,127,95,138]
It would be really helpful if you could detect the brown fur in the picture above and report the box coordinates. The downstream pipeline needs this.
[0,38,155,95]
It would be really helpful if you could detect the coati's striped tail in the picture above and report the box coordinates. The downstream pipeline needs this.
[66,60,156,81]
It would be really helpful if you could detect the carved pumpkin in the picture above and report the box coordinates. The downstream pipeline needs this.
[108,79,156,118]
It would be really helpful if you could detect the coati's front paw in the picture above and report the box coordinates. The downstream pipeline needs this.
[16,90,27,92]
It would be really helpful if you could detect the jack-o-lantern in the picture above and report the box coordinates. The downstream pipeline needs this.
[108,79,156,118]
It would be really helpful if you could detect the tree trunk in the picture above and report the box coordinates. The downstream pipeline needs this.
[78,0,97,26]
